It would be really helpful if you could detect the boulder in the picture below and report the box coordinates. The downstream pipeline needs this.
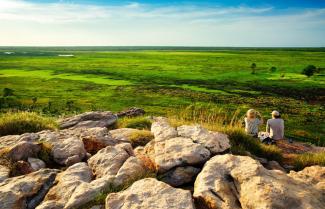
[288,165,325,191]
[59,111,117,129]
[154,137,210,173]
[0,165,10,183]
[0,169,58,209]
[2,141,41,161]
[50,136,86,166]
[37,163,92,209]
[0,133,39,149]
[194,154,325,209]
[14,161,34,176]
[28,158,46,171]
[110,128,154,147]
[105,178,195,209]
[116,107,145,118]
[151,117,178,141]
[88,143,133,178]
[177,125,230,154]
[160,166,201,187]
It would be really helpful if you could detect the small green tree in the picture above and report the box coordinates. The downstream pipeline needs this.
[3,88,14,97]
[302,65,317,77]
[251,63,257,74]
[269,66,277,73]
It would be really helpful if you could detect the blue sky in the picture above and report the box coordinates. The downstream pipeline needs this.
[0,0,324,46]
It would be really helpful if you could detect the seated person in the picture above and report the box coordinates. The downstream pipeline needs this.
[244,109,263,138]
[266,110,284,141]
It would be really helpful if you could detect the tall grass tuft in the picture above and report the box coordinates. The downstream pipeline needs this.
[117,116,152,130]
[293,152,325,170]
[0,112,57,136]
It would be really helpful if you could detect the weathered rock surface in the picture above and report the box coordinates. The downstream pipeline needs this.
[59,111,117,129]
[154,137,210,173]
[110,128,142,143]
[37,163,92,209]
[177,125,230,154]
[0,165,10,183]
[28,158,46,171]
[88,143,133,178]
[0,133,39,149]
[3,141,41,161]
[160,166,201,187]
[105,178,195,209]
[151,117,178,141]
[65,148,147,209]
[0,169,58,209]
[116,107,145,118]
[194,154,325,209]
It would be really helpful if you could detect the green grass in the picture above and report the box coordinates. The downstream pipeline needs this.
[117,117,152,130]
[293,152,325,171]
[0,112,57,136]
[0,47,324,145]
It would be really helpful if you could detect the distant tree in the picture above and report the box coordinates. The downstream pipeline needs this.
[251,63,257,74]
[302,65,317,77]
[32,97,37,105]
[269,66,277,73]
[66,100,74,111]
[3,88,14,97]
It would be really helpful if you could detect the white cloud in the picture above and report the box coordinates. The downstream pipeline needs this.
[0,0,324,46]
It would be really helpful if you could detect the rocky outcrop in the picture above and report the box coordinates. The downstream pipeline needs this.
[193,154,325,209]
[139,118,230,177]
[37,163,92,209]
[0,169,58,209]
[116,107,145,118]
[0,133,39,150]
[59,111,117,129]
[105,178,195,209]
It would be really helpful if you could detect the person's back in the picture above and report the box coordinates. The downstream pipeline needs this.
[244,109,263,137]
[266,111,284,140]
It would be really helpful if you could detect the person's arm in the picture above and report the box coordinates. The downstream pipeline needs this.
[266,120,270,133]
[256,112,264,124]
[280,120,284,139]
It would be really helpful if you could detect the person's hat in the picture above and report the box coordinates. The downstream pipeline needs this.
[271,110,280,117]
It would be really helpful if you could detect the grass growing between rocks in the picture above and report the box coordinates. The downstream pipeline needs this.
[127,130,154,148]
[293,152,325,170]
[0,112,57,136]
[117,116,152,130]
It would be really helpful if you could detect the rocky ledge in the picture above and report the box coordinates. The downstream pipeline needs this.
[0,111,324,209]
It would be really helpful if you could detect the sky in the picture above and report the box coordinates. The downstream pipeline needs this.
[0,0,325,46]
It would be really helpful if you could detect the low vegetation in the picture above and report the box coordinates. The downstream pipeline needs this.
[117,117,152,130]
[0,112,57,136]
[293,152,325,170]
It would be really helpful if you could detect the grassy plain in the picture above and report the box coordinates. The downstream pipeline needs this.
[0,47,324,145]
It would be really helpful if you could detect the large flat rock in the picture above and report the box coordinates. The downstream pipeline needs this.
[105,178,195,209]
[194,154,325,209]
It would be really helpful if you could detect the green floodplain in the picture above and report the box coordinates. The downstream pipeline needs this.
[0,47,324,145]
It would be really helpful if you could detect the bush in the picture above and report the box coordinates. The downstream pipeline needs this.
[0,112,58,136]
[3,88,14,97]
[118,117,152,130]
[251,63,257,74]
[269,67,277,73]
[302,65,317,77]
[293,152,325,170]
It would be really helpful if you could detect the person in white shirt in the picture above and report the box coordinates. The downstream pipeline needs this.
[244,109,263,138]
[266,111,284,140]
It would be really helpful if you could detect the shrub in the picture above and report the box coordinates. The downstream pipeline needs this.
[0,112,58,136]
[3,88,14,97]
[118,117,152,130]
[251,63,257,74]
[269,66,277,73]
[293,152,325,170]
[302,65,317,77]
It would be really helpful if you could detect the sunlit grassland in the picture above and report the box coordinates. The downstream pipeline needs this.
[0,47,324,145]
